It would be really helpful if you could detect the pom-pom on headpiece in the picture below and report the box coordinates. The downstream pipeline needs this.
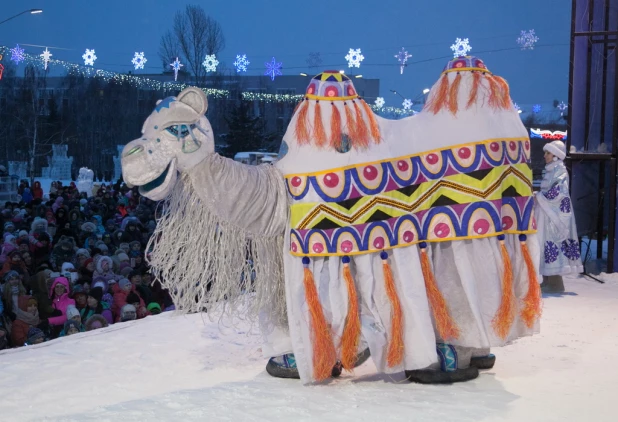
[424,56,513,115]
[292,71,381,150]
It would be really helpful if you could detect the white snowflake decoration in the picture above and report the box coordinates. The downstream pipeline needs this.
[395,48,412,74]
[374,97,385,108]
[402,99,413,110]
[131,52,147,70]
[82,49,97,66]
[170,57,183,81]
[345,48,364,68]
[202,54,219,72]
[450,38,472,58]
[264,57,283,81]
[513,102,521,112]
[517,30,539,50]
[557,101,568,115]
[233,54,250,73]
[40,48,52,70]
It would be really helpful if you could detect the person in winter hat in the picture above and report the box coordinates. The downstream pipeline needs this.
[60,319,82,336]
[2,270,27,316]
[11,296,41,347]
[48,277,76,336]
[80,286,113,325]
[65,305,82,324]
[534,140,583,293]
[120,304,137,322]
[85,314,109,331]
[26,327,45,345]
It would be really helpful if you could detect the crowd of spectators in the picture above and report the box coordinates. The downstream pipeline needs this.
[0,179,172,349]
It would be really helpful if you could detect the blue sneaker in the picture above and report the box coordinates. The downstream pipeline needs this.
[266,354,300,379]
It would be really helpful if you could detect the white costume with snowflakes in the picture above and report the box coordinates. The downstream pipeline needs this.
[535,160,583,276]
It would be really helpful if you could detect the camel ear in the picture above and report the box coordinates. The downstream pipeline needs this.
[177,87,208,116]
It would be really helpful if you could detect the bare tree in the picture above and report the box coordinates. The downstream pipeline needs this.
[158,5,225,86]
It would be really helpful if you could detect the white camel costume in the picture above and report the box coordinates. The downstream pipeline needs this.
[122,56,542,384]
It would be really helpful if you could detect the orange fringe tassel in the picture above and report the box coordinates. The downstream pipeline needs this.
[382,255,404,367]
[341,260,362,370]
[493,76,512,110]
[329,103,342,150]
[466,71,482,109]
[425,74,450,114]
[313,101,327,148]
[343,102,358,146]
[419,246,460,341]
[352,100,370,149]
[486,75,502,110]
[447,72,462,114]
[360,99,381,143]
[302,263,337,381]
[294,99,311,145]
[520,241,543,328]
[492,240,516,340]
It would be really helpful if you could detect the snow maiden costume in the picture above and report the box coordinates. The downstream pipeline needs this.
[121,55,543,385]
[534,140,583,292]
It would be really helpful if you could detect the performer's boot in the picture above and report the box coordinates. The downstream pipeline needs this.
[266,348,371,380]
[469,347,496,369]
[541,275,565,293]
[406,344,479,384]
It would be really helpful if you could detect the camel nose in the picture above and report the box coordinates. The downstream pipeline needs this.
[123,145,144,158]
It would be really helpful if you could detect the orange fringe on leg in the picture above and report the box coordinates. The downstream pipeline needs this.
[329,102,342,150]
[492,238,516,340]
[352,100,370,149]
[486,75,502,110]
[341,258,361,370]
[425,74,450,114]
[343,102,358,146]
[381,253,404,367]
[313,101,327,148]
[302,260,337,381]
[294,99,311,145]
[466,71,482,109]
[447,72,462,114]
[360,99,381,144]
[419,245,460,341]
[493,76,512,110]
[520,239,542,328]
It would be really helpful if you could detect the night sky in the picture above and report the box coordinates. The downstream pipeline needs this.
[2,0,570,110]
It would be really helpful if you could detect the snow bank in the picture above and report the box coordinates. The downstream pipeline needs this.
[1,275,617,421]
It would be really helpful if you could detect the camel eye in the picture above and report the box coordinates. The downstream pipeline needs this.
[166,124,193,139]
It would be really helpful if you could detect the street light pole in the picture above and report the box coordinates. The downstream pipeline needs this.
[0,9,43,26]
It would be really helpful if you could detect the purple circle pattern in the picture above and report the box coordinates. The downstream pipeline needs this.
[544,241,559,264]
[561,239,581,260]
[544,185,560,200]
[560,197,571,213]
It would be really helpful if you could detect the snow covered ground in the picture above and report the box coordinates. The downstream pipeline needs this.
[1,274,617,422]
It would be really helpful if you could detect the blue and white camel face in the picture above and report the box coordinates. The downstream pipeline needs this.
[121,87,214,201]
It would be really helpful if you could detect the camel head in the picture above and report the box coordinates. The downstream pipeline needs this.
[121,87,214,201]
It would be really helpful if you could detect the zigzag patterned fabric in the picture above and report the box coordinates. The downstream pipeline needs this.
[287,138,534,256]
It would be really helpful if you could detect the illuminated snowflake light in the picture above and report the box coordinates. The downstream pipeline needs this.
[306,52,322,68]
[517,30,539,50]
[82,49,97,66]
[170,57,183,81]
[10,44,25,65]
[40,48,52,70]
[374,97,385,108]
[264,57,283,81]
[402,99,413,110]
[202,54,219,72]
[533,104,541,114]
[395,47,412,74]
[513,102,522,113]
[131,52,147,70]
[557,101,568,115]
[345,48,364,68]
[450,38,472,58]
[233,54,250,73]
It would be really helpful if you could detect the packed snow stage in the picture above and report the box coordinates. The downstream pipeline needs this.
[1,274,616,422]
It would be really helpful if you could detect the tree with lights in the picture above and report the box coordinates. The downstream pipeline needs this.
[158,5,225,86]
